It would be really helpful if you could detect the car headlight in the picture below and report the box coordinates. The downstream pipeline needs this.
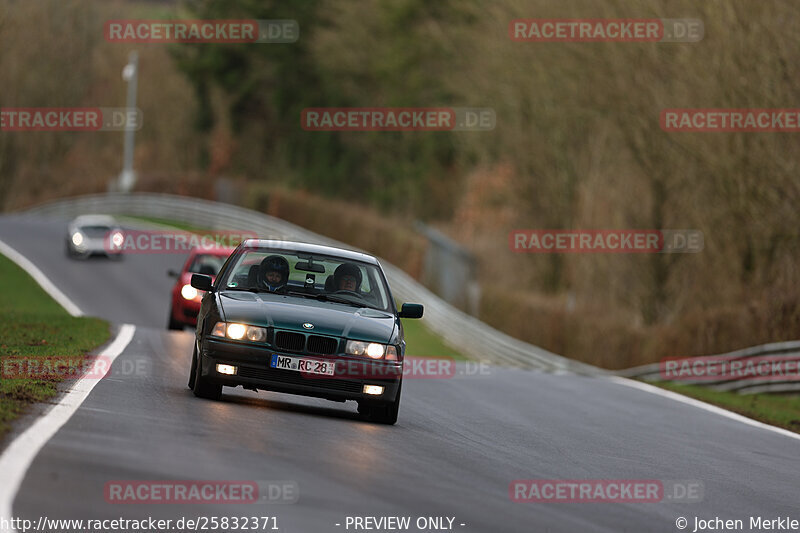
[181,284,199,300]
[227,323,246,339]
[210,321,266,342]
[110,231,124,248]
[346,340,398,360]
[71,232,84,247]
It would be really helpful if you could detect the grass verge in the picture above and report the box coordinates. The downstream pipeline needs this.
[119,215,204,233]
[654,381,800,434]
[401,318,467,361]
[0,254,109,440]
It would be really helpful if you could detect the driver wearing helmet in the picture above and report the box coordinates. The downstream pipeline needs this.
[332,262,362,292]
[259,255,290,293]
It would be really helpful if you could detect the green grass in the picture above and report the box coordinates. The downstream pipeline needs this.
[654,381,800,434]
[120,215,204,233]
[401,318,467,360]
[0,254,109,439]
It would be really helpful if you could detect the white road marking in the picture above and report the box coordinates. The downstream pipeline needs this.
[0,239,83,316]
[0,240,135,528]
[608,376,800,443]
[0,324,135,531]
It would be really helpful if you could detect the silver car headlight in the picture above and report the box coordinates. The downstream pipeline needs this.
[345,340,398,360]
[110,230,124,248]
[211,321,267,342]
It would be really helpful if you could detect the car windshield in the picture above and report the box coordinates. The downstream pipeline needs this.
[220,247,392,312]
[79,225,112,238]
[188,254,226,276]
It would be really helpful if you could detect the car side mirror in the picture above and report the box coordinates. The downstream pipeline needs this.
[398,303,424,319]
[168,269,179,278]
[191,274,214,292]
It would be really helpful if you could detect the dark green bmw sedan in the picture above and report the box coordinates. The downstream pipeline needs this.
[187,239,424,424]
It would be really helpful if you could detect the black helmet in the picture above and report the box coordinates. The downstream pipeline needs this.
[259,255,290,292]
[333,262,362,289]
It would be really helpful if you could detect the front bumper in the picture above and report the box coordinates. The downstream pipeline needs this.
[71,245,122,257]
[199,337,402,402]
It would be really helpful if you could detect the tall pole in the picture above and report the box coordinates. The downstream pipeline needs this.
[119,50,138,193]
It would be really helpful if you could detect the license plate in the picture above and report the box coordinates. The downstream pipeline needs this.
[270,354,335,376]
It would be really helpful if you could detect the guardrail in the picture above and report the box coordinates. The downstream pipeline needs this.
[21,192,601,375]
[618,340,800,394]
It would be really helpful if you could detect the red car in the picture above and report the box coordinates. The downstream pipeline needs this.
[167,247,235,330]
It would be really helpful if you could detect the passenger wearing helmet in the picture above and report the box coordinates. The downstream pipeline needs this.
[259,255,290,293]
[332,262,362,292]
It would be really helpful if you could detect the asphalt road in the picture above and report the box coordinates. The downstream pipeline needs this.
[2,214,800,533]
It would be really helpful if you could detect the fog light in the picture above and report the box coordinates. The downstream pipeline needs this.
[363,385,384,395]
[216,364,237,375]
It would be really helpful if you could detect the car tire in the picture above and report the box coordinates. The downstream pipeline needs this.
[359,381,401,425]
[192,349,222,400]
[188,345,198,390]
[167,309,184,331]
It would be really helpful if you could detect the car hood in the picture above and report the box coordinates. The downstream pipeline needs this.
[218,291,396,343]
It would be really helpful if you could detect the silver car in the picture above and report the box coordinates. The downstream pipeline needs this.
[65,214,124,259]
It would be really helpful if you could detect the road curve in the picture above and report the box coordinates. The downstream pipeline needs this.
[1,214,799,533]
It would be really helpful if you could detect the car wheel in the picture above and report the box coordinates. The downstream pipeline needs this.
[188,345,198,390]
[167,309,184,330]
[192,349,222,400]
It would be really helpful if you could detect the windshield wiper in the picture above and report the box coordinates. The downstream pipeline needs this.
[285,290,319,300]
[223,286,268,293]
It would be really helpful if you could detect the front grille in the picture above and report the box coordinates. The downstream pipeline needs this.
[307,335,338,355]
[237,366,362,393]
[275,331,305,352]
